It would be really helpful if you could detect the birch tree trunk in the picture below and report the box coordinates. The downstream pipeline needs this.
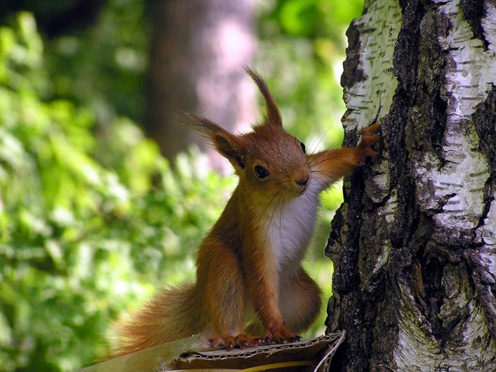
[326,0,496,371]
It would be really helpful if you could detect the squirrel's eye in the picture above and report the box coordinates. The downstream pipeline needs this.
[254,165,270,179]
[299,141,306,154]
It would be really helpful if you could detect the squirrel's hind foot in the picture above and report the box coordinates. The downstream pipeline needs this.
[264,323,301,345]
[209,333,262,350]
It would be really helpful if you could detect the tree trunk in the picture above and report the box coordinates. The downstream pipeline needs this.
[326,0,496,371]
[145,0,256,169]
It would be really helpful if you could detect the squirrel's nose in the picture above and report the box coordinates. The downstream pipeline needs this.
[295,175,309,186]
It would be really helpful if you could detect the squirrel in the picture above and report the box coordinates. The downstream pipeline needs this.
[113,68,380,356]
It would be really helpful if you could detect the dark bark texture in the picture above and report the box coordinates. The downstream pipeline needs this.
[326,0,496,371]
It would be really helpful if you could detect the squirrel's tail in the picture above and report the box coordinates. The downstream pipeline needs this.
[112,283,202,357]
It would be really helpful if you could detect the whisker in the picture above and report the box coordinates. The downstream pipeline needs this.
[268,192,284,230]
[265,177,286,183]
[261,189,281,219]
[308,152,351,168]
[308,121,334,155]
[308,156,331,168]
[278,193,285,233]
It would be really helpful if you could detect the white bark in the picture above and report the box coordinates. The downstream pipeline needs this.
[414,0,495,236]
[344,0,402,133]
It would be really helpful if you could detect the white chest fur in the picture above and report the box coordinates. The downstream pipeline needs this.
[267,185,321,268]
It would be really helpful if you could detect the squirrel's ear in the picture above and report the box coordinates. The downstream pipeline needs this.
[182,114,245,170]
[212,133,245,169]
[245,67,282,128]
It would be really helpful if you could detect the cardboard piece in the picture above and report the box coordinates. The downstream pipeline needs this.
[74,331,345,372]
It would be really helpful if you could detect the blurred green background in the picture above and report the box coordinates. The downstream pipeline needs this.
[0,1,363,371]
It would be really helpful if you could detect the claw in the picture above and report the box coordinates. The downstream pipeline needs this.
[264,321,299,345]
[211,333,259,350]
[226,337,235,350]
[291,335,302,342]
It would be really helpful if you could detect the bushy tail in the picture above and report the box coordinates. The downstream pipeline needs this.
[112,283,203,357]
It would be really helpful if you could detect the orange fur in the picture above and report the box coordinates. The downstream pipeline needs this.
[112,69,380,357]
[113,283,202,357]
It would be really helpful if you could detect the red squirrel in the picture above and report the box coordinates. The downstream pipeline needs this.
[113,68,380,356]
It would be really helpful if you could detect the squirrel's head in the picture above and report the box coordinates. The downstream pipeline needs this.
[185,68,310,199]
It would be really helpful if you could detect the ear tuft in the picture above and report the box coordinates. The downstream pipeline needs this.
[181,113,223,141]
[244,67,282,127]
[181,113,245,170]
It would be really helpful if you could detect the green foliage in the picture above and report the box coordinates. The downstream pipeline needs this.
[273,0,363,39]
[0,13,234,371]
[45,0,148,124]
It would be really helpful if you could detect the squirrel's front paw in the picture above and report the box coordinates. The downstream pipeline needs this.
[356,123,381,166]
